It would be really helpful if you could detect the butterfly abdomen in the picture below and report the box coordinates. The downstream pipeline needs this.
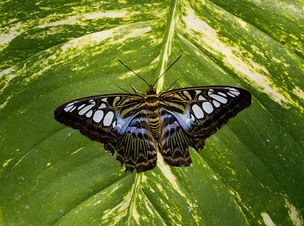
[149,116,160,138]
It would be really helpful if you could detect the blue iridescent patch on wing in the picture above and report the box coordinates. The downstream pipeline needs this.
[167,108,196,131]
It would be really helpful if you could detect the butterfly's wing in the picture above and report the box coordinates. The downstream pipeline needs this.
[159,86,251,165]
[54,94,157,172]
[158,108,194,166]
[104,110,157,172]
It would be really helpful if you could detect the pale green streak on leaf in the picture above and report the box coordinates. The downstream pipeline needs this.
[1,0,304,225]
[284,198,304,226]
[180,1,304,112]
[211,0,304,57]
[261,212,275,226]
[156,0,179,92]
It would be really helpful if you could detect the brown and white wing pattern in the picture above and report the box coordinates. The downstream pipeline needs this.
[54,94,157,172]
[54,85,251,172]
[158,86,251,165]
[158,108,193,166]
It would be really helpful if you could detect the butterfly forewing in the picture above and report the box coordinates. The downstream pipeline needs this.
[54,94,143,143]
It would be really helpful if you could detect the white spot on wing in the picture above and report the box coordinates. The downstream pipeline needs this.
[198,95,206,101]
[77,104,86,110]
[112,120,116,128]
[228,88,240,96]
[202,102,214,114]
[218,92,227,97]
[78,101,96,115]
[103,111,114,126]
[69,106,77,112]
[210,94,228,104]
[93,110,104,123]
[64,103,74,112]
[86,110,93,118]
[213,100,221,108]
[192,104,204,119]
[190,114,195,122]
[99,103,107,109]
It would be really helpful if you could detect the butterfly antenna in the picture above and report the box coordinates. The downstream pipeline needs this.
[152,55,182,87]
[116,85,131,94]
[167,78,179,91]
[130,84,145,95]
[118,60,150,86]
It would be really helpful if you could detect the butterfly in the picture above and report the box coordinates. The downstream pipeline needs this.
[54,56,252,172]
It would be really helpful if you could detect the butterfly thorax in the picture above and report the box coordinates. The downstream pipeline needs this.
[144,86,161,139]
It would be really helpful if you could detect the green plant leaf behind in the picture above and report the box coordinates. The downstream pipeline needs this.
[1,0,303,225]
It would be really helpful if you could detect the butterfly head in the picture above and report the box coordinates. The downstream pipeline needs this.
[146,85,156,95]
[118,56,182,96]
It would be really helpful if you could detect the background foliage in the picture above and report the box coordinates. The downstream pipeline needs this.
[1,0,303,225]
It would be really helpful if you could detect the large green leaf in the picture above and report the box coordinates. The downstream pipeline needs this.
[1,0,303,225]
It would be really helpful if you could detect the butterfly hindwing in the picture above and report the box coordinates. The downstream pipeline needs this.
[105,111,157,172]
[158,108,192,166]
